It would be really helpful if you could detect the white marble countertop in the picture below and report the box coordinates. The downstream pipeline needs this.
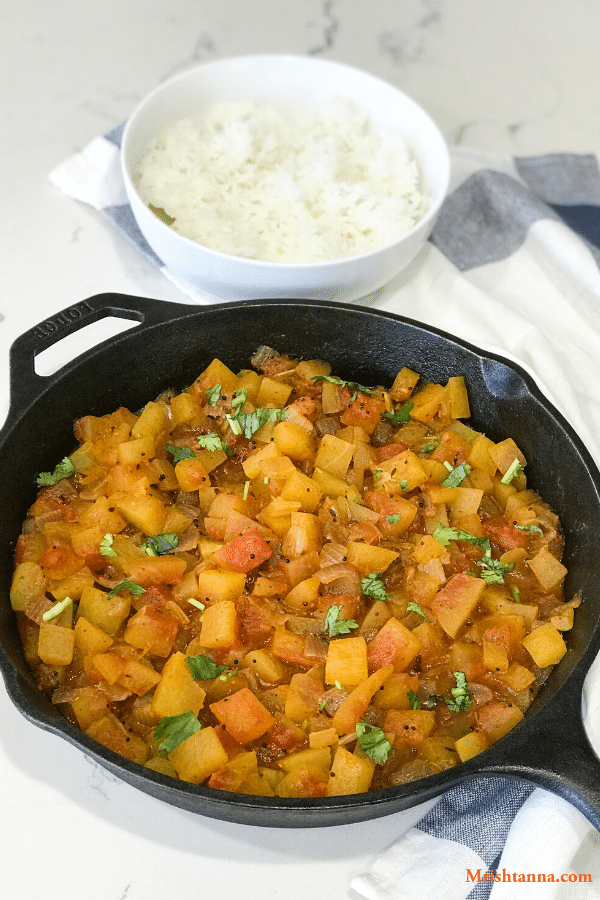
[3,2,600,897]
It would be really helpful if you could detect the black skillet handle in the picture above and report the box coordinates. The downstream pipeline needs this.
[6,293,190,424]
[478,661,600,832]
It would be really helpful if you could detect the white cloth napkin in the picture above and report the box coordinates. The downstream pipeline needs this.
[49,130,600,899]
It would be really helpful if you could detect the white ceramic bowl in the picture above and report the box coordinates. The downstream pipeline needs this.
[121,54,450,302]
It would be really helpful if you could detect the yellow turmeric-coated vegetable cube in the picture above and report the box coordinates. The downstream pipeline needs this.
[151,651,206,719]
[476,702,524,744]
[255,376,293,408]
[195,358,238,393]
[430,572,486,639]
[445,376,471,419]
[168,726,228,784]
[10,561,46,612]
[272,421,314,461]
[132,400,169,441]
[346,540,398,576]
[467,434,498,476]
[325,636,368,687]
[522,622,567,667]
[173,457,210,493]
[488,438,526,476]
[199,600,237,649]
[74,616,114,656]
[38,623,75,667]
[527,547,568,592]
[327,746,374,795]
[113,492,168,536]
[312,467,350,498]
[455,730,489,762]
[117,434,155,466]
[196,569,246,604]
[240,649,287,685]
[314,433,355,478]
[281,469,323,513]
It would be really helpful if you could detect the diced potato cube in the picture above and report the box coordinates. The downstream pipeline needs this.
[331,665,393,735]
[346,541,398,576]
[445,376,470,418]
[240,649,288,685]
[74,616,114,656]
[314,434,355,478]
[272,421,314,461]
[281,469,323,513]
[488,438,526,476]
[197,569,246,604]
[199,600,237,649]
[132,401,169,441]
[367,618,422,673]
[325,636,368,687]
[86,713,149,765]
[377,450,428,494]
[522,622,567,667]
[151,651,206,719]
[327,746,374,795]
[168,725,228,784]
[383,709,436,746]
[309,727,338,749]
[527,547,568,592]
[38,623,75,666]
[455,730,489,762]
[114,493,167,536]
[173,457,210,493]
[10,561,46,611]
[482,639,509,673]
[255,377,292,408]
[476,701,524,744]
[77,584,130,636]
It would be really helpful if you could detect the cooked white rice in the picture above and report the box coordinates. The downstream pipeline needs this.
[134,98,427,263]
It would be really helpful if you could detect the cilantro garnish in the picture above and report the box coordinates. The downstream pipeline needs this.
[37,457,75,487]
[205,383,221,406]
[312,375,374,396]
[355,721,393,764]
[231,388,248,411]
[197,433,231,454]
[361,572,389,602]
[106,580,146,600]
[501,458,524,484]
[407,690,421,709]
[433,524,490,551]
[318,699,327,712]
[42,596,72,622]
[445,671,471,712]
[99,533,117,558]
[386,514,402,524]
[374,469,383,481]
[421,436,442,453]
[510,586,522,603]
[399,480,408,493]
[382,402,413,425]
[236,408,288,438]
[406,601,426,619]
[187,598,206,615]
[477,556,514,585]
[441,461,472,488]
[140,532,179,556]
[154,711,202,754]
[515,523,543,535]
[165,443,195,464]
[324,605,359,637]
[186,654,229,680]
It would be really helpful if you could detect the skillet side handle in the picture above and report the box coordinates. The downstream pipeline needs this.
[481,673,600,833]
[6,293,189,422]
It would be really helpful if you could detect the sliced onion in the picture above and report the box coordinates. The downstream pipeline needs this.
[304,634,327,659]
[319,542,347,567]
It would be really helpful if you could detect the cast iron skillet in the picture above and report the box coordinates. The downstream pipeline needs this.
[1,293,600,829]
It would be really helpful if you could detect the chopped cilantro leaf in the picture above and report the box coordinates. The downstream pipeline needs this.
[386,513,402,524]
[399,480,408,492]
[42,596,72,622]
[225,413,243,435]
[433,524,490,551]
[107,580,146,600]
[355,721,393,764]
[515,523,543,535]
[165,443,195,464]
[37,457,75,487]
[445,671,471,712]
[421,436,442,453]
[501,458,524,484]
[407,690,421,710]
[237,407,287,438]
[441,461,472,488]
[406,601,426,619]
[477,556,514,584]
[374,469,383,480]
[187,598,206,615]
[205,383,221,406]
[99,533,117,558]
[312,375,374,396]
[231,388,248,410]
[382,401,413,425]
[154,711,202,755]
[186,654,229,680]
[140,532,179,556]
[197,433,231,454]
[324,604,359,637]
[318,699,327,712]
[361,572,388,602]
[510,586,522,603]
[243,480,250,500]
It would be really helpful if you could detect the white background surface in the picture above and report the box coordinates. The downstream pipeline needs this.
[3,2,600,898]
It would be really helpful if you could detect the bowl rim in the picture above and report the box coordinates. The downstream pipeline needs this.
[120,53,451,271]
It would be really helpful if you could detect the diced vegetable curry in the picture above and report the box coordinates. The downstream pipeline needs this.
[11,348,577,797]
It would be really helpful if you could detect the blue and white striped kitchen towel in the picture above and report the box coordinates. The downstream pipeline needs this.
[50,133,600,899]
